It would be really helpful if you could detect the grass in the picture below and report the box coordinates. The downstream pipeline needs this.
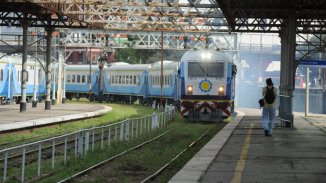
[0,101,230,182]
[0,102,156,147]
[36,115,227,183]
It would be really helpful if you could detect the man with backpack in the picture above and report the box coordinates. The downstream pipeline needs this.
[262,78,277,137]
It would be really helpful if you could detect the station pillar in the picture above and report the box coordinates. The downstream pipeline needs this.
[279,14,296,127]
[45,27,53,110]
[56,51,64,104]
[98,63,104,103]
[20,18,28,112]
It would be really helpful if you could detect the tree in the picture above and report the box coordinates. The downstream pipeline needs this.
[113,48,186,64]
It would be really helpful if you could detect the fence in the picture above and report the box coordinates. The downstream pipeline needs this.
[0,107,175,183]
[237,85,326,114]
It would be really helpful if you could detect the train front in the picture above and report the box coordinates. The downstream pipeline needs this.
[180,49,235,121]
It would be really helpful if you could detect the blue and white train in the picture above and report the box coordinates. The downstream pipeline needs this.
[179,49,236,121]
[0,53,45,104]
[0,49,236,121]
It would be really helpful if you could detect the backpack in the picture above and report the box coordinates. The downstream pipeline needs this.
[264,87,275,104]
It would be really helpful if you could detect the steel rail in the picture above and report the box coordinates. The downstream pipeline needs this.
[140,128,211,183]
[57,128,174,183]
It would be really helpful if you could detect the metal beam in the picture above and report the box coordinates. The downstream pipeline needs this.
[0,1,91,29]
[28,0,229,33]
[56,30,236,50]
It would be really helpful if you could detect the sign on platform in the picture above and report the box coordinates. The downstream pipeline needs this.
[299,59,326,68]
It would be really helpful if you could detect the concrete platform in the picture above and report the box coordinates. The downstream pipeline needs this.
[170,108,326,183]
[0,103,111,132]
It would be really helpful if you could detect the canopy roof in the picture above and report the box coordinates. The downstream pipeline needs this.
[217,0,326,33]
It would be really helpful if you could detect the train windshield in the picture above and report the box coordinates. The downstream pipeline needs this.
[188,62,206,77]
[188,62,224,77]
[206,62,224,77]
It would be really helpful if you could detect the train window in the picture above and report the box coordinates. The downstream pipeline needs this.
[170,75,172,86]
[87,75,91,84]
[66,75,71,83]
[164,75,167,85]
[122,75,126,84]
[77,75,81,83]
[155,76,157,85]
[158,76,160,85]
[119,75,122,84]
[0,69,3,81]
[136,75,140,85]
[111,75,114,84]
[157,76,160,85]
[72,75,76,83]
[126,75,129,85]
[206,62,224,77]
[154,76,156,85]
[82,75,86,83]
[129,75,133,85]
[134,76,137,85]
[115,75,119,84]
[188,62,205,77]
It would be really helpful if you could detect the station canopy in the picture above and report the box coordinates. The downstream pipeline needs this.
[1,0,230,33]
[1,1,326,34]
[0,0,90,28]
[216,0,326,33]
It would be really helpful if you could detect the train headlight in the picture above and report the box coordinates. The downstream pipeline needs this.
[218,86,224,95]
[201,52,212,60]
[187,85,193,95]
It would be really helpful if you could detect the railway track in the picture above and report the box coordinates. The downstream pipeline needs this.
[141,128,211,183]
[57,129,174,183]
[57,128,212,183]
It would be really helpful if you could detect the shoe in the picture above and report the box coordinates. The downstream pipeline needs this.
[264,130,268,136]
[267,134,272,137]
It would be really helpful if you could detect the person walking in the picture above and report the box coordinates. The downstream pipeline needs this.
[262,78,277,136]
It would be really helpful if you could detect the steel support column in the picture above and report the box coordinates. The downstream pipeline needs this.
[45,28,53,110]
[20,19,28,112]
[98,64,103,103]
[62,64,67,103]
[56,51,63,104]
[279,14,296,127]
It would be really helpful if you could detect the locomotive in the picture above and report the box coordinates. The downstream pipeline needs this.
[179,49,236,121]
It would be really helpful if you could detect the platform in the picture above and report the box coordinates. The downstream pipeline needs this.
[0,103,111,132]
[170,108,326,183]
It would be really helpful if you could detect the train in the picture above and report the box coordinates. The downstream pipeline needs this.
[0,49,236,121]
[179,49,236,121]
[0,53,45,104]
